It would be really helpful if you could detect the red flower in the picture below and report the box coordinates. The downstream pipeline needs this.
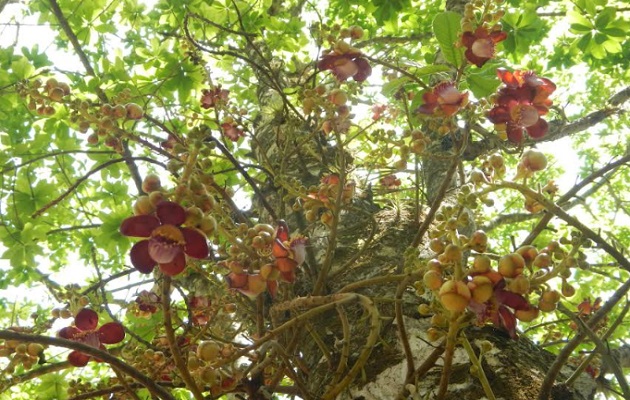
[221,122,245,142]
[135,290,160,315]
[317,50,372,82]
[200,86,229,109]
[461,27,507,68]
[468,279,532,339]
[58,308,125,367]
[487,69,556,143]
[120,201,209,276]
[272,220,306,283]
[417,82,469,117]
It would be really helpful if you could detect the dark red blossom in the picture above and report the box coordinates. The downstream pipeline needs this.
[200,86,229,109]
[487,69,556,143]
[135,290,160,315]
[468,279,531,339]
[317,49,372,82]
[120,201,209,276]
[58,308,125,367]
[417,82,469,117]
[221,122,245,142]
[461,27,507,67]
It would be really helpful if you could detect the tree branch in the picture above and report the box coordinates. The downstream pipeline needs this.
[0,330,175,400]
[48,0,144,193]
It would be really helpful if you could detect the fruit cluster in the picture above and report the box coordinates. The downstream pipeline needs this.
[17,77,71,116]
[0,331,45,373]
[223,221,306,298]
[298,174,354,225]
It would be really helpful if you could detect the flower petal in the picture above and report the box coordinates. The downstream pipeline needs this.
[99,322,126,344]
[280,270,296,283]
[498,306,518,339]
[276,220,290,242]
[75,308,99,331]
[159,252,186,276]
[526,118,548,139]
[58,326,80,339]
[181,227,209,259]
[353,57,372,82]
[272,238,290,259]
[506,124,524,143]
[120,215,160,237]
[68,350,91,367]
[156,201,186,226]
[130,240,157,273]
[276,257,298,273]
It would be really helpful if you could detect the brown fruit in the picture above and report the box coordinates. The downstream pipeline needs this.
[125,103,143,120]
[439,280,471,312]
[515,306,539,322]
[469,275,493,303]
[197,341,221,362]
[48,87,65,102]
[142,174,161,193]
[472,255,492,274]
[498,253,525,278]
[516,245,538,266]
[133,196,155,215]
[26,343,43,357]
[350,25,364,40]
[328,89,348,106]
[441,244,463,263]
[423,270,443,291]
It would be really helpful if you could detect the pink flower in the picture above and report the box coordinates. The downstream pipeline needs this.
[417,82,469,117]
[120,201,209,276]
[461,27,507,67]
[317,50,372,82]
[200,86,229,109]
[58,308,125,367]
[487,69,556,143]
[221,122,245,142]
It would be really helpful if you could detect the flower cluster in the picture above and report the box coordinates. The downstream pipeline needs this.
[487,69,556,143]
[120,201,209,276]
[417,82,469,117]
[225,221,306,299]
[58,308,125,367]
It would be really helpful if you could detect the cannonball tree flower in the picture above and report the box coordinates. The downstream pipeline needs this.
[221,120,245,142]
[487,69,556,143]
[417,82,469,117]
[120,201,209,276]
[461,26,507,67]
[58,308,125,367]
[200,86,229,109]
[467,278,533,339]
[317,49,372,82]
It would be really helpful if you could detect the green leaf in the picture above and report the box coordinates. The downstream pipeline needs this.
[432,12,463,68]
[569,23,592,34]
[382,77,410,97]
[10,57,34,79]
[595,7,616,30]
[602,39,622,54]
[466,71,500,99]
